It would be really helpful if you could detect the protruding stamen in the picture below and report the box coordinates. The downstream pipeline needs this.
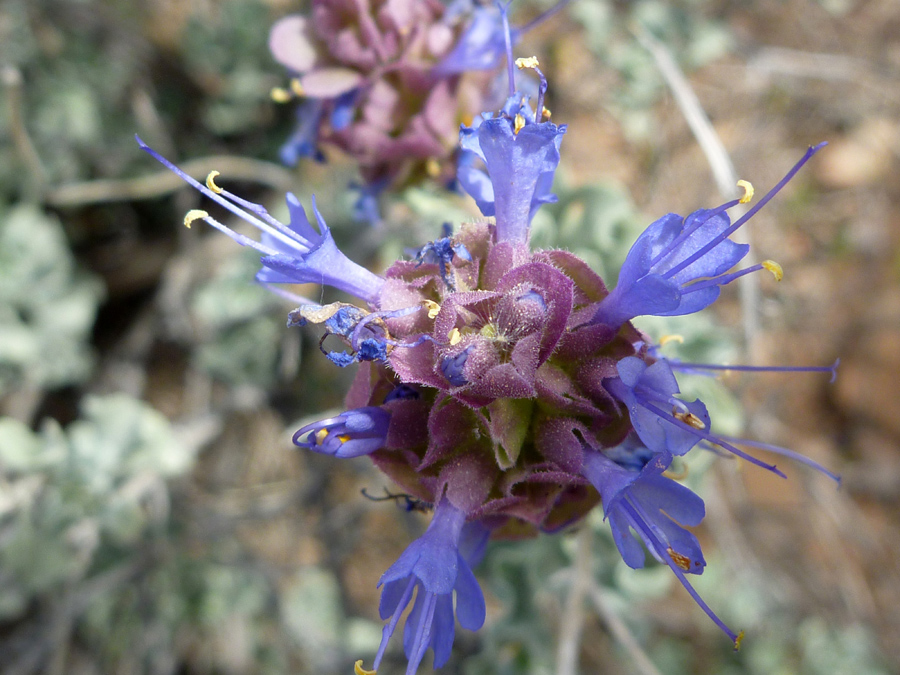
[541,106,552,120]
[718,436,842,485]
[354,660,376,675]
[664,143,826,281]
[762,260,783,281]
[270,87,292,103]
[206,170,223,194]
[515,55,540,70]
[289,78,304,97]
[734,631,745,651]
[423,300,441,319]
[678,262,773,295]
[641,401,787,478]
[667,547,692,571]
[184,209,208,228]
[672,360,839,382]
[737,180,754,204]
[513,114,525,135]
[621,499,740,644]
[659,334,685,346]
[138,135,303,250]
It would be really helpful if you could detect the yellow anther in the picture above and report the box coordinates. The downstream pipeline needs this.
[423,300,441,319]
[734,630,745,651]
[289,78,305,97]
[449,327,461,345]
[425,158,441,177]
[513,114,525,136]
[541,106,552,121]
[354,660,377,675]
[762,260,783,282]
[663,464,689,480]
[183,209,209,228]
[515,56,540,70]
[667,547,692,571]
[673,409,706,430]
[270,86,292,103]
[315,428,329,445]
[337,434,351,444]
[659,334,685,346]
[206,170,223,194]
[737,179,754,204]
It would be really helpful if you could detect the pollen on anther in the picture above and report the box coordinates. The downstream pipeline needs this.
[541,106,552,121]
[183,209,209,228]
[515,56,540,70]
[659,334,685,347]
[737,179,754,204]
[423,300,441,319]
[289,78,304,97]
[674,410,706,430]
[762,260,783,282]
[206,170,223,194]
[354,660,376,675]
[667,547,692,571]
[426,158,441,177]
[664,463,689,480]
[270,87,292,103]
[449,328,461,345]
[514,114,526,136]
[315,428,330,445]
[734,630,745,651]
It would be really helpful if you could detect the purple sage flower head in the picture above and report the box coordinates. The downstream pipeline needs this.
[138,50,839,662]
[268,0,494,197]
[268,0,572,220]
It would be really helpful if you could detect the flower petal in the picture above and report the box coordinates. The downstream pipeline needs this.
[269,15,317,73]
[300,68,364,98]
[453,555,486,630]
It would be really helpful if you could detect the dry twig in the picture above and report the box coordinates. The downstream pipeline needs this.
[586,581,665,675]
[556,526,592,675]
[1,66,47,201]
[45,156,294,208]
[634,26,760,354]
